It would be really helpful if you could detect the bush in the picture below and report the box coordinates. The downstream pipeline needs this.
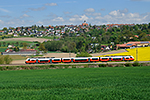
[133,61,140,66]
[125,63,132,67]
[0,57,4,64]
[99,64,106,67]
[4,55,13,64]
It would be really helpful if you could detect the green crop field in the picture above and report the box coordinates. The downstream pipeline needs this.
[0,67,149,99]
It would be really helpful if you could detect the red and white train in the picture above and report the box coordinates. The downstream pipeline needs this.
[25,55,134,64]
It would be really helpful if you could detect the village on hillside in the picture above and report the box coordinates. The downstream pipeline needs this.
[0,21,150,56]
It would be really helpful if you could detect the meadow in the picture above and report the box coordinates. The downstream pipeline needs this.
[0,66,149,99]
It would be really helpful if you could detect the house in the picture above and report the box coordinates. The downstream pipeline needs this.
[2,49,37,55]
[116,41,150,49]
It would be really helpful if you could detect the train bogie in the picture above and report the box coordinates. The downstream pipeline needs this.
[25,58,37,64]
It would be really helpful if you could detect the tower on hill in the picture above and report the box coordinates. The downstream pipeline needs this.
[82,20,88,26]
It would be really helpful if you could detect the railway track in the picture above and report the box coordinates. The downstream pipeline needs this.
[1,61,150,66]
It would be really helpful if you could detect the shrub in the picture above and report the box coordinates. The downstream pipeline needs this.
[99,64,106,67]
[125,63,132,67]
[4,55,13,64]
[0,56,4,64]
[133,61,140,66]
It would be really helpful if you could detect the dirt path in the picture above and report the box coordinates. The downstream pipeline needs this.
[44,53,76,58]
[91,49,127,57]
[0,37,51,43]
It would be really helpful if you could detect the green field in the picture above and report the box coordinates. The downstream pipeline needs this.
[0,41,35,47]
[0,67,149,99]
[0,47,7,52]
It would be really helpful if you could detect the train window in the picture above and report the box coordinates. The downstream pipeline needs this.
[92,58,98,60]
[63,59,70,61]
[40,60,49,62]
[28,59,30,61]
[75,59,87,61]
[126,58,129,59]
[102,58,108,60]
[113,58,121,60]
[31,60,35,61]
[54,59,60,61]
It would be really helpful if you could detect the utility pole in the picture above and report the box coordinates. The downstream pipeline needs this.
[136,47,138,61]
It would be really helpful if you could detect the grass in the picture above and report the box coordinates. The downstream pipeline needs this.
[0,55,26,60]
[0,47,7,52]
[0,40,33,44]
[0,66,149,99]
[99,47,150,61]
[0,40,35,47]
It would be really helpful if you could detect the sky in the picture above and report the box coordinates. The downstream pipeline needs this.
[0,0,150,29]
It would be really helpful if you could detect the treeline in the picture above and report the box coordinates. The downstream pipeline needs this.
[0,42,27,47]
[44,36,101,53]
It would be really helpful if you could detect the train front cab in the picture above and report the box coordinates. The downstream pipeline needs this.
[100,57,110,62]
[124,56,134,61]
[25,58,37,64]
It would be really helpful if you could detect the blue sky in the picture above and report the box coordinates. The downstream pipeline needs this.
[0,0,150,28]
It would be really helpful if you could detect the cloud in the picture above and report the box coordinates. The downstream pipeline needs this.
[119,8,128,13]
[47,13,58,18]
[28,6,46,11]
[0,8,10,13]
[84,8,95,13]
[69,15,89,22]
[64,11,72,14]
[101,8,105,11]
[20,14,31,18]
[0,15,11,18]
[52,17,64,22]
[45,3,57,6]
[0,20,4,24]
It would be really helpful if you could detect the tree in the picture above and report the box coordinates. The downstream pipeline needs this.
[7,43,10,46]
[61,46,68,52]
[4,55,13,64]
[23,43,28,49]
[13,46,19,52]
[3,42,6,47]
[20,42,23,47]
[15,42,19,46]
[2,27,7,31]
[39,43,46,51]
